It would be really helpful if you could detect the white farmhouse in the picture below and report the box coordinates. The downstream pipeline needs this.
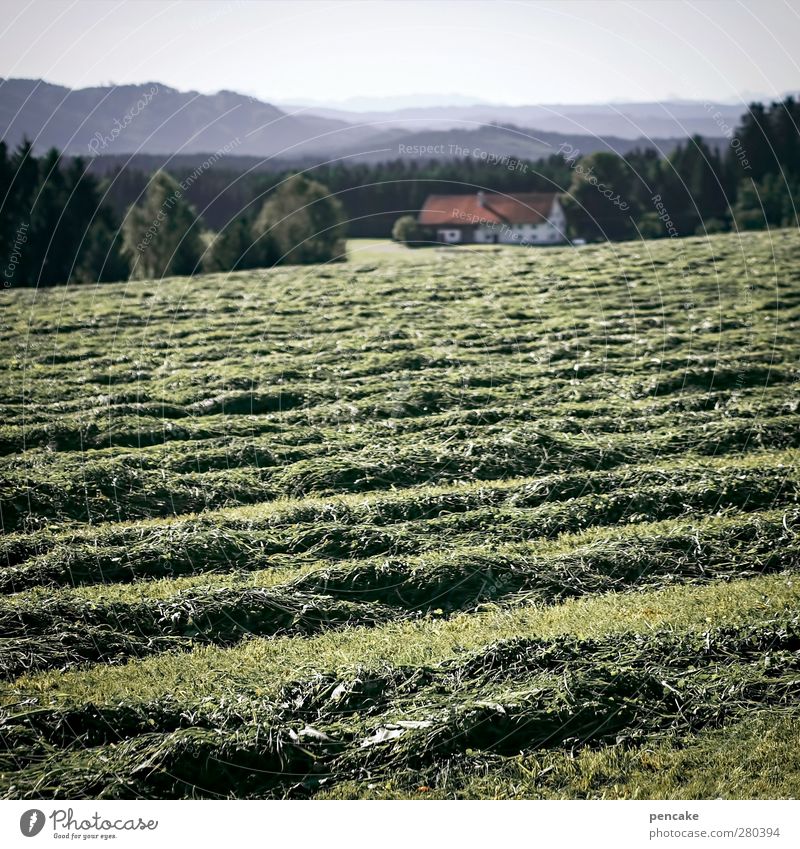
[418,191,567,245]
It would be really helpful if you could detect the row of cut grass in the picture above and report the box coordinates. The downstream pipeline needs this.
[1,508,795,676]
[3,616,798,798]
[2,458,796,590]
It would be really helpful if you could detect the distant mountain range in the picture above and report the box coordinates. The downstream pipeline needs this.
[0,79,741,167]
[285,93,491,111]
[280,99,751,141]
[0,78,391,160]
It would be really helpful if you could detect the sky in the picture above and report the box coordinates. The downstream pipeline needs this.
[1,0,799,107]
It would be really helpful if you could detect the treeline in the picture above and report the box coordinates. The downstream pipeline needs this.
[99,155,574,238]
[0,143,347,286]
[562,97,800,241]
[125,170,346,279]
[0,141,127,286]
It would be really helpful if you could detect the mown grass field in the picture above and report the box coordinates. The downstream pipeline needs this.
[1,229,799,799]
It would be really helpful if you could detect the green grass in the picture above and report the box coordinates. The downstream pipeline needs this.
[1,228,799,798]
[2,592,798,798]
[346,239,439,265]
[8,571,798,706]
[346,239,512,266]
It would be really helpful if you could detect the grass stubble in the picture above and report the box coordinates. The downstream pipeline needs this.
[1,229,799,799]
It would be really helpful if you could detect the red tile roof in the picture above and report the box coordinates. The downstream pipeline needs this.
[418,192,558,227]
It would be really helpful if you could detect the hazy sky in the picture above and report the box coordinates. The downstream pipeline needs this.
[1,0,799,107]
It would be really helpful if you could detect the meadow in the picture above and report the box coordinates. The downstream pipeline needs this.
[0,229,798,799]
